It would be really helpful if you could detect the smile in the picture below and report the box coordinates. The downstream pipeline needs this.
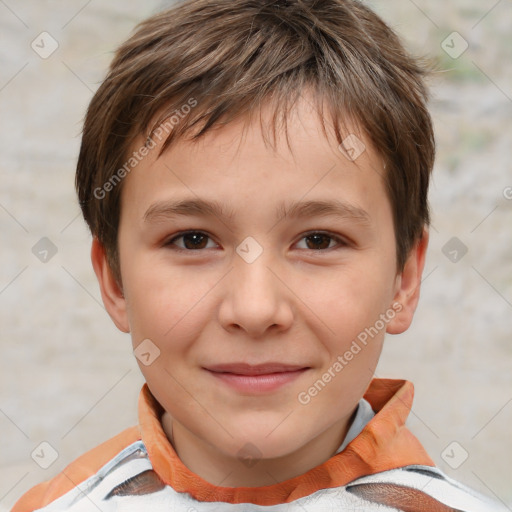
[204,363,310,393]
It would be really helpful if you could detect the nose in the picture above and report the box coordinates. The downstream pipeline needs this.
[217,248,294,338]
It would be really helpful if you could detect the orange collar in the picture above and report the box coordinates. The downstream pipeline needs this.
[138,378,434,506]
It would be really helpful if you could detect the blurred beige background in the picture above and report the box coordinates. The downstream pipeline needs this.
[1,1,511,510]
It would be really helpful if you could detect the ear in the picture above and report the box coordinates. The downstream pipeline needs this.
[91,237,130,333]
[386,228,429,335]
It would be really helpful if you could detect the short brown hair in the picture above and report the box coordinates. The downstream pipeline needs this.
[76,0,435,285]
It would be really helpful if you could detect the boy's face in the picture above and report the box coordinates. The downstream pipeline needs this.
[93,94,426,482]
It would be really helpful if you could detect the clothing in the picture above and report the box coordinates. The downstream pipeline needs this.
[12,378,504,512]
[335,396,375,454]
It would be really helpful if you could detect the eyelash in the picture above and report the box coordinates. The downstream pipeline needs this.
[164,230,349,253]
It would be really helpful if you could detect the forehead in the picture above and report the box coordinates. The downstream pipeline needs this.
[119,95,390,228]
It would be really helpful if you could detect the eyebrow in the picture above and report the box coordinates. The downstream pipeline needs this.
[143,197,371,225]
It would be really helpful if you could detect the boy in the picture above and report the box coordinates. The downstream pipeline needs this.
[12,0,506,510]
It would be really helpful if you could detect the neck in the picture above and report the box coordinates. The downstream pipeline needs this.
[161,410,355,487]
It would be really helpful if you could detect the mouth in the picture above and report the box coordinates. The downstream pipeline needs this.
[204,363,310,393]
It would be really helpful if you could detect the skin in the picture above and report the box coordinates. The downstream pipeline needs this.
[92,94,428,487]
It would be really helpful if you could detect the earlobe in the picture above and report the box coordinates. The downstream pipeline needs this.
[91,237,130,333]
[386,229,429,335]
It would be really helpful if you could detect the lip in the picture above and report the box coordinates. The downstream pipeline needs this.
[204,363,310,393]
[205,362,308,375]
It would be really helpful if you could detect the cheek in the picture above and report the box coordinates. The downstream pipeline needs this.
[308,265,395,339]
[123,257,215,348]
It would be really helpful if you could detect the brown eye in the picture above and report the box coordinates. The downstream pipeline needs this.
[167,231,216,251]
[296,232,346,251]
[305,234,332,250]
